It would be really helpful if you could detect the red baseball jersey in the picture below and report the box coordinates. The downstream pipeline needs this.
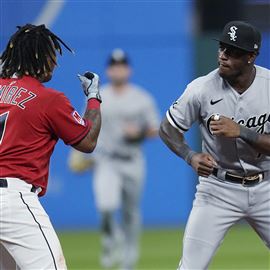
[0,76,91,196]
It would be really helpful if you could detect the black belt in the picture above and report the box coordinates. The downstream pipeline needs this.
[212,168,264,186]
[0,178,39,193]
[0,178,8,188]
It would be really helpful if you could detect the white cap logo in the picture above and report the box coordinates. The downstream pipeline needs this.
[228,26,238,41]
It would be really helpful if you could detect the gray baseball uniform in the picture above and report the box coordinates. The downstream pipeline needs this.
[93,83,159,269]
[166,65,270,269]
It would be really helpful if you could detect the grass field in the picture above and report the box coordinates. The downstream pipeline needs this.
[59,226,270,270]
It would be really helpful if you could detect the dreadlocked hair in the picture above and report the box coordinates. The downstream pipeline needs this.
[0,24,73,79]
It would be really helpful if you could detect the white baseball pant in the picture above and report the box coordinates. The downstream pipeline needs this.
[0,177,67,270]
[177,176,270,270]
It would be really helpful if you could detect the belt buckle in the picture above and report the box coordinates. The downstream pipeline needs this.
[242,177,249,186]
[242,174,263,186]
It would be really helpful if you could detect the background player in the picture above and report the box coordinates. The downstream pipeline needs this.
[69,48,160,270]
[159,21,270,269]
[0,24,101,269]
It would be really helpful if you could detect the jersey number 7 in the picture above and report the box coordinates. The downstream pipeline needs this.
[0,112,9,145]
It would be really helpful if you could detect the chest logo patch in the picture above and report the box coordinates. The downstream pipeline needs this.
[210,98,223,105]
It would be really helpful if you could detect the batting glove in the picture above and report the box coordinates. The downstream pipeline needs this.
[78,71,102,102]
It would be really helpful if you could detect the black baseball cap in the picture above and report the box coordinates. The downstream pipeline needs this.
[107,48,129,66]
[214,21,261,53]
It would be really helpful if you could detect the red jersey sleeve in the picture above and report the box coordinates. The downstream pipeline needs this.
[45,93,91,145]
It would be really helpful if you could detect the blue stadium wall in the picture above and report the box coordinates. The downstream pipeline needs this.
[1,1,269,229]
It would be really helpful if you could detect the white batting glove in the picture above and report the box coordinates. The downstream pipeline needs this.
[78,71,102,102]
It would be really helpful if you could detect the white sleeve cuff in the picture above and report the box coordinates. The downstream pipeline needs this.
[166,110,188,133]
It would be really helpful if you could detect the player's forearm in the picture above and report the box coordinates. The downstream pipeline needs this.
[159,118,197,164]
[74,72,102,153]
[240,126,270,155]
[83,99,101,151]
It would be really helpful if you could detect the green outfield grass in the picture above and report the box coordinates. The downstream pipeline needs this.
[59,225,270,270]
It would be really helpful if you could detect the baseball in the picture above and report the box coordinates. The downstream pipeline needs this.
[213,114,220,121]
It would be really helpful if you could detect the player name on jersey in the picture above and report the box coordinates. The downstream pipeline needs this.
[0,84,37,109]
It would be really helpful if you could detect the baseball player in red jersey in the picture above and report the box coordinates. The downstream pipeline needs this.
[0,24,102,269]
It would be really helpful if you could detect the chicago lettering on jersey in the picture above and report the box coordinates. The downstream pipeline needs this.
[207,113,270,135]
[0,84,37,109]
[235,113,270,134]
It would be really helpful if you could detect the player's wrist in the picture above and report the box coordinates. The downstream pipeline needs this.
[185,150,197,165]
[87,92,102,102]
[87,98,101,110]
[178,143,197,165]
[239,125,259,144]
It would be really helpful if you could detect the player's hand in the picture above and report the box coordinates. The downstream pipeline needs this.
[123,124,145,143]
[68,149,95,172]
[77,71,102,102]
[190,153,217,177]
[210,115,240,137]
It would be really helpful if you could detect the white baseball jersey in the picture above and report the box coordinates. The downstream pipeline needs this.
[95,83,160,163]
[167,65,270,175]
[92,83,159,211]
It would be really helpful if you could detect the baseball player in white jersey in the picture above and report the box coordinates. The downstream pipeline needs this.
[69,49,160,270]
[159,21,270,269]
